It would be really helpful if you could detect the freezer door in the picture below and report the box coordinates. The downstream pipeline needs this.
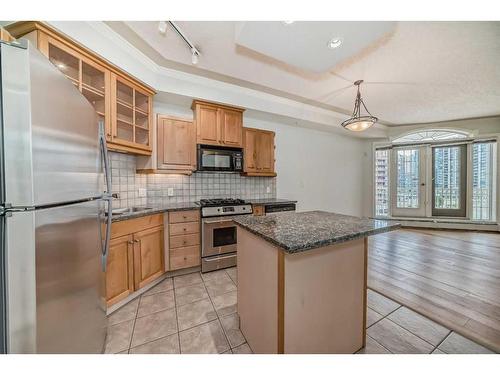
[29,44,102,205]
[1,41,34,208]
[1,41,102,207]
[34,199,106,353]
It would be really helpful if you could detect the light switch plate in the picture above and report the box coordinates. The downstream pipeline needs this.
[266,186,271,193]
[138,188,147,197]
[167,187,174,196]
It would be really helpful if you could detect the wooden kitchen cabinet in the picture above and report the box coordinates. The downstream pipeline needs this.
[107,214,165,306]
[133,226,164,290]
[192,100,244,147]
[6,21,155,156]
[106,235,134,306]
[168,210,201,271]
[110,73,153,155]
[243,127,276,176]
[157,115,196,173]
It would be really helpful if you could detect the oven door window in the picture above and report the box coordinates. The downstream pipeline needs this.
[213,226,237,247]
[202,151,231,169]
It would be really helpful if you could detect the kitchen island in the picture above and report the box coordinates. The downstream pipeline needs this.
[232,211,400,354]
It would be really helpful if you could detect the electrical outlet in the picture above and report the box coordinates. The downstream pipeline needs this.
[167,187,174,197]
[266,186,271,193]
[138,188,147,198]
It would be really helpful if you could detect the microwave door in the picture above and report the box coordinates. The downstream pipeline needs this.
[201,150,232,171]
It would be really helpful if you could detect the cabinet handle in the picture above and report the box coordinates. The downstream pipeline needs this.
[134,239,140,243]
[183,241,187,245]
[183,228,187,231]
[184,257,187,260]
[128,241,134,244]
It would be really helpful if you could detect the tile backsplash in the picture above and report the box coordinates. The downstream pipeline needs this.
[109,152,276,208]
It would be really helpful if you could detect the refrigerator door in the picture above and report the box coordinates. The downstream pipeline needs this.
[34,199,106,353]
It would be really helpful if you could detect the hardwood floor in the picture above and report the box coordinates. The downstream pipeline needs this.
[368,228,500,353]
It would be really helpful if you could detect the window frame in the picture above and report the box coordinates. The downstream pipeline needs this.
[373,129,498,223]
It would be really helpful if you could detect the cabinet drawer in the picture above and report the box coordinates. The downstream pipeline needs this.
[170,233,200,249]
[169,222,199,236]
[169,210,200,223]
[111,214,163,239]
[170,246,200,270]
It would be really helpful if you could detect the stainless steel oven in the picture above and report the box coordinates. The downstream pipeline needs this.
[199,199,252,272]
[202,216,237,257]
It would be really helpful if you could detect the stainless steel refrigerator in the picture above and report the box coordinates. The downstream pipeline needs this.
[0,39,112,353]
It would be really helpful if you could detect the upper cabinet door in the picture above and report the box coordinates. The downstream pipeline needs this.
[243,128,258,173]
[157,116,196,171]
[195,104,220,146]
[111,73,152,154]
[220,108,243,147]
[257,131,275,173]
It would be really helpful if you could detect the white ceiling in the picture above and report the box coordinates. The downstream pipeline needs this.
[122,21,500,125]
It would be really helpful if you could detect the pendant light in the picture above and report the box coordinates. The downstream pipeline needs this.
[341,80,378,132]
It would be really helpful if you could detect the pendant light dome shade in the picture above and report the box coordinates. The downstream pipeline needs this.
[341,80,378,132]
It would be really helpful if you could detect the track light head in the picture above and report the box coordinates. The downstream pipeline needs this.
[191,48,199,65]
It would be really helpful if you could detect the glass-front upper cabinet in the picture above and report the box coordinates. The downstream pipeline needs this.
[111,73,152,154]
[39,34,110,137]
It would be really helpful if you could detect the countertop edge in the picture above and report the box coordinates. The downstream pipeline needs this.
[233,220,401,254]
[111,205,200,222]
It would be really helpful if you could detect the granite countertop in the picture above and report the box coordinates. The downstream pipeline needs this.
[246,198,298,206]
[232,210,400,254]
[110,202,199,222]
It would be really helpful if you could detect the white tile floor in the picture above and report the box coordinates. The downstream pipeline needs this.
[105,268,495,354]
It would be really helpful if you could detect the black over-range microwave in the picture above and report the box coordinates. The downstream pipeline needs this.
[197,144,243,172]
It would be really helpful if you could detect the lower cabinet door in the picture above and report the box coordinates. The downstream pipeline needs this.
[133,225,165,290]
[106,234,134,306]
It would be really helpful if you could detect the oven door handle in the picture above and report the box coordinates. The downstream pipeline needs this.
[204,254,237,262]
[203,219,235,224]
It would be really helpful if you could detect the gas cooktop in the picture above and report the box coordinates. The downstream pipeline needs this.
[198,198,247,207]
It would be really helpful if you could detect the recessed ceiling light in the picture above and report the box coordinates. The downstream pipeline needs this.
[158,21,168,34]
[56,63,66,69]
[327,37,343,49]
[283,21,295,25]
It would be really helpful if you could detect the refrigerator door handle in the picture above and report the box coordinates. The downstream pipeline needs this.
[99,122,112,271]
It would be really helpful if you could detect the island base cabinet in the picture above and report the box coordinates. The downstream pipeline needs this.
[237,228,367,354]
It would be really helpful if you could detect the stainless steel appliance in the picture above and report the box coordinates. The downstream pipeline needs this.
[0,40,112,353]
[199,199,251,272]
[197,145,243,172]
[265,202,296,215]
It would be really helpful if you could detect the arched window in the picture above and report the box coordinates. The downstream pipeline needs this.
[392,129,471,144]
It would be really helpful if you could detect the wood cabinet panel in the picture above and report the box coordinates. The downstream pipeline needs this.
[243,127,276,176]
[243,128,259,173]
[111,214,163,239]
[157,116,196,171]
[220,108,243,147]
[192,100,244,147]
[170,246,201,270]
[196,104,219,146]
[258,131,275,173]
[169,222,200,236]
[106,235,134,306]
[169,210,200,224]
[169,233,200,249]
[253,205,265,216]
[133,226,164,290]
